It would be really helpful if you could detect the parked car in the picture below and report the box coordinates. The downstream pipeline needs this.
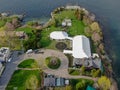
[26,49,33,54]
[8,58,12,62]
[34,49,44,54]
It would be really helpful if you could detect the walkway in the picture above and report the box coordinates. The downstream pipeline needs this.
[23,49,97,81]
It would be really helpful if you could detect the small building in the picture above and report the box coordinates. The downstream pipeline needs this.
[56,78,65,86]
[44,75,56,87]
[62,19,72,27]
[65,79,69,85]
[0,47,10,62]
[44,74,66,87]
[1,12,9,17]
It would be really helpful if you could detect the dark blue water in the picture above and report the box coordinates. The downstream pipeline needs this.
[0,0,120,88]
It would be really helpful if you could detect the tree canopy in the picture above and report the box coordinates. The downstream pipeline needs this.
[98,76,111,90]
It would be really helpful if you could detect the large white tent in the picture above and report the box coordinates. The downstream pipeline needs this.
[72,35,91,58]
[64,35,91,58]
[50,31,68,40]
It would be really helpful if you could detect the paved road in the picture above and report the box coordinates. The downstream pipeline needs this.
[0,51,24,90]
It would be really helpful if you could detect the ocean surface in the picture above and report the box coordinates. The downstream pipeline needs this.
[0,0,120,88]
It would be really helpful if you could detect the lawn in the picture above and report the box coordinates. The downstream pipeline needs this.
[18,59,39,68]
[6,70,41,90]
[54,10,76,21]
[16,26,34,34]
[40,9,86,48]
[68,20,85,36]
[70,78,94,90]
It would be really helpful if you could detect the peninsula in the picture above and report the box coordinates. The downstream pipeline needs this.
[0,5,117,90]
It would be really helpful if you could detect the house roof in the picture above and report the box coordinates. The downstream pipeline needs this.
[50,31,68,40]
[56,78,65,86]
[44,76,56,87]
[72,35,91,58]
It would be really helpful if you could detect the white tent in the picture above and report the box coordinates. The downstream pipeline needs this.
[50,31,68,40]
[72,35,91,58]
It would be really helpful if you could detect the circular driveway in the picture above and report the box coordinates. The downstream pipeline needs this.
[23,49,97,81]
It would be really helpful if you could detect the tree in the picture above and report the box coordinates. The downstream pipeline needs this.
[75,9,81,20]
[25,75,39,90]
[91,69,101,77]
[84,27,92,37]
[76,80,86,90]
[98,76,111,90]
[81,66,85,75]
[80,10,85,21]
[65,85,72,90]
[90,22,100,32]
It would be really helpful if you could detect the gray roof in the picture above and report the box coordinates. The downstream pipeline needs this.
[44,76,56,87]
[56,78,65,86]
[74,58,102,69]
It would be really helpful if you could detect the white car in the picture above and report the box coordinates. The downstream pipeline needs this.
[26,49,33,54]
[8,58,12,62]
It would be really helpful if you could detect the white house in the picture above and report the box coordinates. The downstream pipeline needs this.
[0,47,10,62]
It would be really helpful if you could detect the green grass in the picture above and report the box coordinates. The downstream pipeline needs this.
[70,78,94,90]
[69,69,80,75]
[45,57,61,69]
[68,20,85,36]
[16,26,34,34]
[6,70,41,90]
[54,10,76,21]
[40,26,62,47]
[0,20,6,27]
[40,9,86,48]
[18,59,39,68]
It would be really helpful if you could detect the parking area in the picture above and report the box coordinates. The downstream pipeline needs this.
[0,51,24,90]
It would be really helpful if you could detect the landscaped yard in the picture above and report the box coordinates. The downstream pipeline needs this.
[45,56,61,69]
[40,9,86,49]
[6,70,42,90]
[70,78,94,90]
[18,59,39,68]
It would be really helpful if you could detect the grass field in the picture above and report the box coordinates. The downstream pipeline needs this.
[16,26,34,34]
[70,78,94,90]
[40,9,86,48]
[6,70,41,90]
[18,59,39,68]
